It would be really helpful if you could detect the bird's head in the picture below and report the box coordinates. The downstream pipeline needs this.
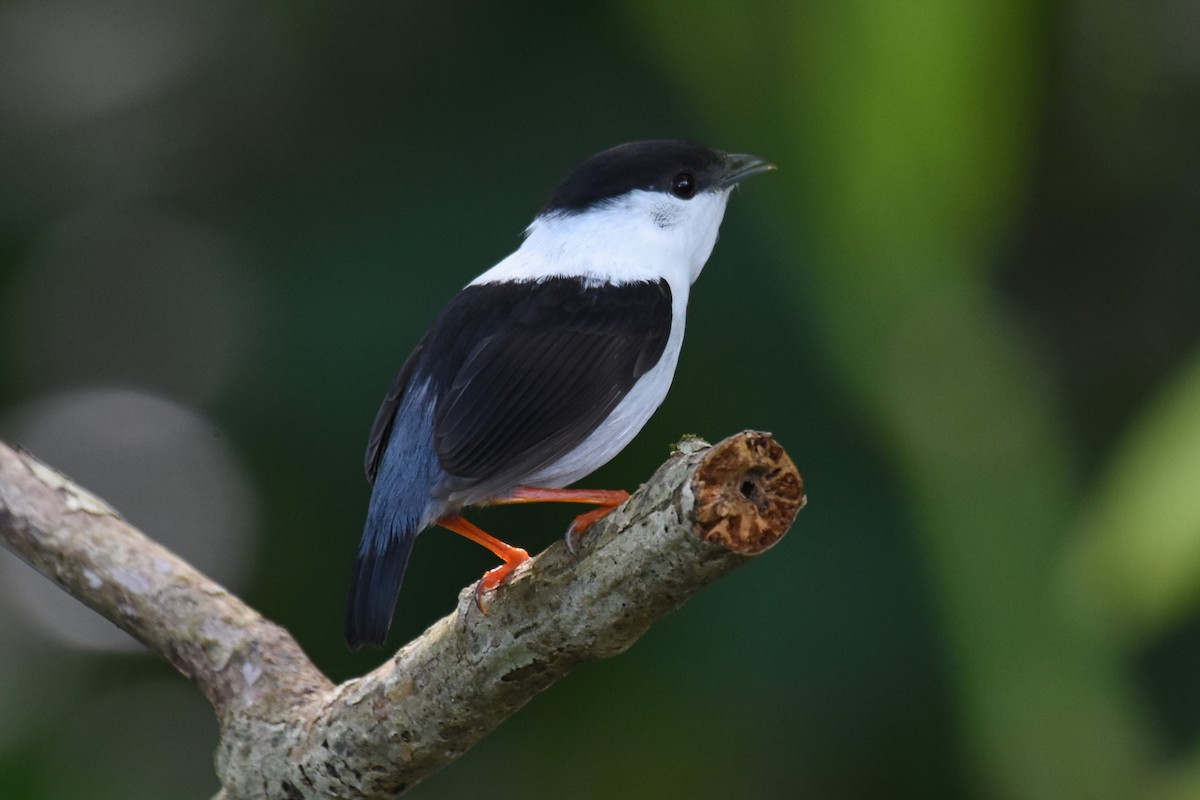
[514,140,774,287]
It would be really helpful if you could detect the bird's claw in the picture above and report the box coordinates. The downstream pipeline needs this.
[473,580,491,615]
[562,503,621,555]
[563,521,584,556]
[472,549,529,614]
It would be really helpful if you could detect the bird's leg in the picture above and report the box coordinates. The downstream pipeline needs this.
[437,513,530,613]
[494,487,630,554]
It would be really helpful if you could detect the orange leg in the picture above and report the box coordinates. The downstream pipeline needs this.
[495,487,630,553]
[437,513,530,612]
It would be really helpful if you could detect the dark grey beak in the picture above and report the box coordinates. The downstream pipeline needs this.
[718,153,776,188]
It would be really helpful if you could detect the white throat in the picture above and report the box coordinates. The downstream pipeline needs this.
[469,188,734,291]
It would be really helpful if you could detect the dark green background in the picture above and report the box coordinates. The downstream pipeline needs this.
[2,1,1199,798]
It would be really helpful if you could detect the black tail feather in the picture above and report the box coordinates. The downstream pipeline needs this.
[344,533,416,650]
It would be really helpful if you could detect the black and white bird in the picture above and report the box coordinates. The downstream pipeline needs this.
[346,139,773,649]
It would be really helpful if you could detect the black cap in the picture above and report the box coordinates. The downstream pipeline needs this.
[542,140,737,216]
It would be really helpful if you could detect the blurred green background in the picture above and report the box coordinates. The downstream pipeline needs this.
[2,1,1199,798]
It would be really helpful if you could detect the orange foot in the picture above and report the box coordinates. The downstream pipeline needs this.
[437,513,530,613]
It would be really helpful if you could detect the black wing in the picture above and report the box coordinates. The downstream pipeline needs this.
[430,277,672,483]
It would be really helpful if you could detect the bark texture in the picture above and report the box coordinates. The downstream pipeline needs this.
[0,431,804,799]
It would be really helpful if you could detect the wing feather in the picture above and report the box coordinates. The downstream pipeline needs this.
[364,276,673,493]
[364,338,426,483]
[434,278,672,482]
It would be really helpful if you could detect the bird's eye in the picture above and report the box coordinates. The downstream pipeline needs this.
[671,172,696,199]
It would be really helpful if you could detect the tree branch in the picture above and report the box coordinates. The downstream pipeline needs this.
[0,431,804,799]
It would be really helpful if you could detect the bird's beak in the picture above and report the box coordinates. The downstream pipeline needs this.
[718,153,776,188]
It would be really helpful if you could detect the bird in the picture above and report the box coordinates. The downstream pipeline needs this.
[345,139,773,649]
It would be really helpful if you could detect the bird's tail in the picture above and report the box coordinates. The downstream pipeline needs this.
[346,378,441,649]
[344,519,418,650]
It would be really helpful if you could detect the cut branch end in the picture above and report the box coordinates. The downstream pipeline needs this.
[692,430,806,555]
